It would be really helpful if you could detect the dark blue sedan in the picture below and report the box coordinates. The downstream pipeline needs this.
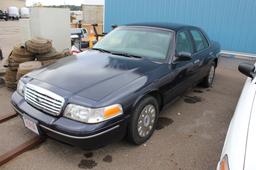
[12,23,220,149]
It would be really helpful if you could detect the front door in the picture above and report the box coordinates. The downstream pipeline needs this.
[162,30,195,103]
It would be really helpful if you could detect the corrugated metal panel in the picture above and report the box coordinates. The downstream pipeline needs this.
[105,0,256,54]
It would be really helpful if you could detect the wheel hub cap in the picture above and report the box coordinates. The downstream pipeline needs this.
[143,115,150,127]
[137,104,156,138]
[208,66,215,84]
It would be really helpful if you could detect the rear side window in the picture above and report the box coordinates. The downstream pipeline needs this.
[176,31,193,54]
[190,30,209,52]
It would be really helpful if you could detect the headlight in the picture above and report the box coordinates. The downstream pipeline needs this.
[64,104,123,123]
[17,80,26,96]
[219,155,230,170]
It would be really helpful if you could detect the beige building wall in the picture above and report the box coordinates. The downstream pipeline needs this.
[82,5,103,24]
[0,0,25,10]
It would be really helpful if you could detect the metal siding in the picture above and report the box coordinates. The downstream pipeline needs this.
[105,0,256,54]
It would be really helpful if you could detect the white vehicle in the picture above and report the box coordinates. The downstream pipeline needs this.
[20,7,30,18]
[70,28,89,49]
[7,6,19,20]
[217,62,256,170]
[70,28,88,39]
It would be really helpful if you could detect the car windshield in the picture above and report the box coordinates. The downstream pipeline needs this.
[94,27,174,60]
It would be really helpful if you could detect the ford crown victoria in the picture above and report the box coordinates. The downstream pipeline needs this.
[12,23,220,149]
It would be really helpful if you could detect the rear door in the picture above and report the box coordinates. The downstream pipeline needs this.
[189,29,211,80]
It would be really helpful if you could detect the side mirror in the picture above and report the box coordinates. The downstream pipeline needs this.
[175,52,192,61]
[238,63,255,78]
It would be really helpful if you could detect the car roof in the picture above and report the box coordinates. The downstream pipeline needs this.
[126,22,197,31]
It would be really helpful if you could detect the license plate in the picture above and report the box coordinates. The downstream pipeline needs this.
[23,116,40,135]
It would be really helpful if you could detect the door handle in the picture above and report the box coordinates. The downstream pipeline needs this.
[209,52,214,56]
[193,59,200,64]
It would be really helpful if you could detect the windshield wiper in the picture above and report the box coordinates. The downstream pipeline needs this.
[111,52,143,59]
[91,48,112,54]
[92,48,143,59]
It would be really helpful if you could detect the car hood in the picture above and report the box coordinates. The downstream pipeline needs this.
[27,50,161,101]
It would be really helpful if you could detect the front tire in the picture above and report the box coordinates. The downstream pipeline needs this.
[127,96,159,145]
[201,63,216,87]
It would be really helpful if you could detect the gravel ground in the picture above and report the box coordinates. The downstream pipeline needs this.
[0,57,254,170]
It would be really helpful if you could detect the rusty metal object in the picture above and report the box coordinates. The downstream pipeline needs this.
[0,136,45,166]
[0,113,17,124]
[0,113,45,166]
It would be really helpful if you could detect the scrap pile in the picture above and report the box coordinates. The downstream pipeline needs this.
[4,44,34,89]
[4,37,65,89]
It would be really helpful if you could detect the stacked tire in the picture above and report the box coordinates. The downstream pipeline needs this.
[8,44,34,71]
[25,37,52,54]
[4,37,66,90]
[26,37,65,66]
[4,69,18,89]
[5,45,34,89]
[17,61,42,80]
[35,48,64,66]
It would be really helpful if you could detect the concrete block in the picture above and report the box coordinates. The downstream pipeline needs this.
[30,8,71,51]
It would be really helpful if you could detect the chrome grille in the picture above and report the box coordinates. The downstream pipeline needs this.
[24,84,65,116]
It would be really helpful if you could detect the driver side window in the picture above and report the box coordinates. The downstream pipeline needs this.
[176,31,193,54]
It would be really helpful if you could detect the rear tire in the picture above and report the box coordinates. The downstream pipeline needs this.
[127,96,159,145]
[201,63,215,88]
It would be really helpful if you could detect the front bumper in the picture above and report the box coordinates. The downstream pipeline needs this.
[11,92,128,149]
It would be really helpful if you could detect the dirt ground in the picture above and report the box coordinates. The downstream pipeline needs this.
[0,20,255,170]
